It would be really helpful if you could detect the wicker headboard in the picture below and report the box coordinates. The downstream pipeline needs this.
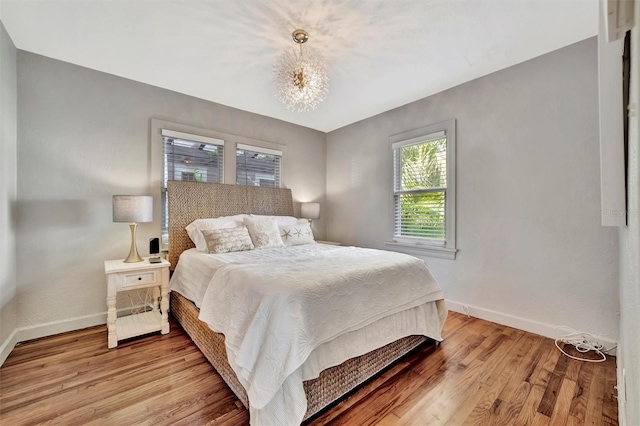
[167,181,294,269]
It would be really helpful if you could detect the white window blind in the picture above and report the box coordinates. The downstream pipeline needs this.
[393,132,448,244]
[236,143,282,188]
[161,130,224,244]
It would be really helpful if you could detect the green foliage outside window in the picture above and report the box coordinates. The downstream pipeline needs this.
[396,138,446,240]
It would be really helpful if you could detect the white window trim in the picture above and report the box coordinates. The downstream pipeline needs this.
[385,119,457,260]
[161,129,225,146]
[152,119,287,190]
[391,131,446,150]
[384,241,457,260]
[237,143,282,157]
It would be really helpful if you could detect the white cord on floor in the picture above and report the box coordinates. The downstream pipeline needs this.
[554,326,607,363]
[462,305,471,318]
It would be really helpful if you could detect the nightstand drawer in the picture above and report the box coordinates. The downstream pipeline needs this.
[122,270,158,288]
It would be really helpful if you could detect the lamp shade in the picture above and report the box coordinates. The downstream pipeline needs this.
[113,195,153,223]
[301,202,320,220]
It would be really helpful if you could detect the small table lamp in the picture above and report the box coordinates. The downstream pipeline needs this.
[113,195,153,263]
[301,202,320,224]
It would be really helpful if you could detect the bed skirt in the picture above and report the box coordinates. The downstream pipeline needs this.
[170,291,430,421]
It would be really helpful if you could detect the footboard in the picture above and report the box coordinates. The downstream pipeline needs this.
[170,291,431,420]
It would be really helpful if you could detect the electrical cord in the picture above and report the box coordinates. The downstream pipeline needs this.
[462,305,471,318]
[127,288,154,315]
[554,326,610,363]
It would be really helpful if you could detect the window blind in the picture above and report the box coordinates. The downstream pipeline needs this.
[236,144,282,188]
[161,131,225,244]
[393,134,447,243]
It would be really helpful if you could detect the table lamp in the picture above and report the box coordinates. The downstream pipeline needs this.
[113,195,153,263]
[301,202,320,224]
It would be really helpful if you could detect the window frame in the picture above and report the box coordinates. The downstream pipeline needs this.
[160,128,226,250]
[151,120,232,252]
[386,119,457,260]
[235,143,283,188]
[150,119,287,252]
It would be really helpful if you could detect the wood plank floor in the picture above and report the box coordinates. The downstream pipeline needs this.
[0,312,617,425]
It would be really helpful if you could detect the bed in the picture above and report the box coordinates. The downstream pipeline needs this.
[167,181,447,424]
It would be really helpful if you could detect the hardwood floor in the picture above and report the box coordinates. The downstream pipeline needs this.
[0,312,617,425]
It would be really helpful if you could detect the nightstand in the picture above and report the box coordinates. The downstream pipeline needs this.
[316,240,341,246]
[104,258,170,348]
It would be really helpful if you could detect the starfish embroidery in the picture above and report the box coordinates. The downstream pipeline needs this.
[281,229,292,241]
[304,228,311,236]
[294,228,304,238]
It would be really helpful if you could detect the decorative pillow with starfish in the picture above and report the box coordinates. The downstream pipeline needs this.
[279,223,315,246]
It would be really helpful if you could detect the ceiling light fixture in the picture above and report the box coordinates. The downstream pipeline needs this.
[273,29,328,112]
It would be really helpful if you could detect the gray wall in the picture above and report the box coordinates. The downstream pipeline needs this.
[0,20,17,360]
[16,51,326,330]
[326,38,619,340]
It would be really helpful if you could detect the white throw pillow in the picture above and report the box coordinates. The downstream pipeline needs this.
[186,214,248,251]
[250,214,300,227]
[202,226,255,254]
[244,216,285,249]
[279,223,315,246]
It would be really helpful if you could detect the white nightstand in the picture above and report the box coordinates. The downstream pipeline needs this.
[316,240,341,246]
[104,258,170,348]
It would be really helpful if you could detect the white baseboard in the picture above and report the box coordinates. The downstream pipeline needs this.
[445,299,617,355]
[16,312,108,343]
[15,304,152,344]
[4,300,618,366]
[1,305,152,366]
[0,329,18,366]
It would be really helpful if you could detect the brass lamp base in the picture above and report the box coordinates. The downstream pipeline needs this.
[123,222,144,263]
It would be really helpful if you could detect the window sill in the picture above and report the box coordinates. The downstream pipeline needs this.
[384,241,457,260]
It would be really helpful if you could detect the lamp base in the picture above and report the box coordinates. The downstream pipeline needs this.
[123,222,144,263]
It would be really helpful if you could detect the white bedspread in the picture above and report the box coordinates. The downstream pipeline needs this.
[172,244,446,425]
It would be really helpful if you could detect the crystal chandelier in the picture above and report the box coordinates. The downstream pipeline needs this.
[273,29,329,112]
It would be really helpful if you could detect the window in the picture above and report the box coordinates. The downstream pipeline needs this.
[236,143,282,187]
[390,120,456,258]
[161,129,224,245]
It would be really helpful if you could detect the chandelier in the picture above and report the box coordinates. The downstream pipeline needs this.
[273,29,329,112]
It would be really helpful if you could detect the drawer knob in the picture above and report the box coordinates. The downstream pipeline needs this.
[138,277,142,281]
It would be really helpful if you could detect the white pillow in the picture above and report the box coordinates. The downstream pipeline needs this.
[186,214,248,251]
[279,223,315,246]
[250,214,300,227]
[244,216,285,249]
[202,226,255,254]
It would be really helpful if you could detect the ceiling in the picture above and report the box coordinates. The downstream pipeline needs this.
[0,0,598,133]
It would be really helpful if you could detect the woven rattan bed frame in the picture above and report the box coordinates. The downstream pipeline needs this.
[167,181,430,421]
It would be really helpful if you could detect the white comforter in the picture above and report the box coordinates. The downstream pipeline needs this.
[173,244,446,425]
